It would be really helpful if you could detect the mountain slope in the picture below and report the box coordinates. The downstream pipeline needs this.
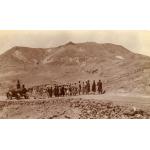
[0,42,150,94]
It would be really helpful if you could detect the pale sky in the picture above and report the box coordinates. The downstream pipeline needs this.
[0,30,150,56]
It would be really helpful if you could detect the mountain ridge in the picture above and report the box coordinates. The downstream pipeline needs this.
[0,42,150,94]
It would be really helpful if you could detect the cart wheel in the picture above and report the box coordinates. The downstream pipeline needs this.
[7,93,12,100]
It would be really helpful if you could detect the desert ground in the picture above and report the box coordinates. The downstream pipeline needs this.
[1,42,150,119]
[0,93,150,119]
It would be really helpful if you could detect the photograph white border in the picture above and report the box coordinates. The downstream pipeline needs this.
[0,0,150,150]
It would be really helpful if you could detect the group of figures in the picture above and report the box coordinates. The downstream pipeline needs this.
[6,80,29,100]
[29,80,105,99]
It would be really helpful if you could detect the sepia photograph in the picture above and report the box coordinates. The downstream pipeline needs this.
[0,30,150,119]
[1,0,150,150]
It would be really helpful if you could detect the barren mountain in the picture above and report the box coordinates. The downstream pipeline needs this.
[0,42,150,94]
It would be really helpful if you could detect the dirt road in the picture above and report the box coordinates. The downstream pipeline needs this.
[0,94,150,119]
[77,94,150,109]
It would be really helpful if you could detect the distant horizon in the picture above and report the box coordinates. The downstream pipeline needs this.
[0,30,150,56]
[0,41,148,57]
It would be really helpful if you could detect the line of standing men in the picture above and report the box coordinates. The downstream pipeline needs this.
[79,80,103,95]
[45,79,104,98]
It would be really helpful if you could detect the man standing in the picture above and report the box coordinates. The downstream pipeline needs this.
[61,85,65,97]
[69,84,72,96]
[50,86,53,97]
[54,85,57,97]
[85,81,88,94]
[16,80,21,89]
[74,83,78,96]
[47,86,53,98]
[78,81,81,95]
[87,80,90,94]
[92,80,96,94]
[82,82,85,95]
[97,80,103,94]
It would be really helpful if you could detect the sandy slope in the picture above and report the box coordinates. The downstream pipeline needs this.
[1,42,150,94]
[0,94,150,119]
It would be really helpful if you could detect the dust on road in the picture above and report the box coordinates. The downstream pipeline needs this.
[0,94,150,119]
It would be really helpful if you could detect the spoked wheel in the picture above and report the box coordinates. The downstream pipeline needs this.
[24,94,29,99]
[16,93,21,100]
[6,92,12,100]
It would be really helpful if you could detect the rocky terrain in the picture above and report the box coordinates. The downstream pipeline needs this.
[0,96,150,119]
[0,42,150,119]
[0,42,150,94]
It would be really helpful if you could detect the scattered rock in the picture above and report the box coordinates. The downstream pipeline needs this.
[0,98,149,119]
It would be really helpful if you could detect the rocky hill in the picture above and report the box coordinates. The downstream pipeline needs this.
[0,42,150,94]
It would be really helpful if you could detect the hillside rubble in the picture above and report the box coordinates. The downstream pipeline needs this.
[0,98,149,119]
[71,99,149,119]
